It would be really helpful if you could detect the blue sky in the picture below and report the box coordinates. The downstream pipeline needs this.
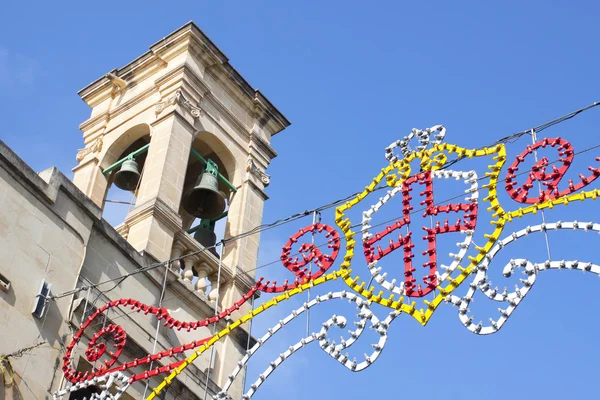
[2,1,600,399]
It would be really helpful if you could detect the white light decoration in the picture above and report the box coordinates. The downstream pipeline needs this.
[53,371,130,400]
[384,125,447,162]
[212,291,398,400]
[361,169,479,297]
[447,221,600,335]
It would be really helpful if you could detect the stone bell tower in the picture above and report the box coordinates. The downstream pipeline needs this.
[71,22,289,397]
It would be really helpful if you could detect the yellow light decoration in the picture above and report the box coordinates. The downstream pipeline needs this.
[146,270,348,400]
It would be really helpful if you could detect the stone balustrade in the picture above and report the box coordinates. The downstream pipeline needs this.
[170,230,254,304]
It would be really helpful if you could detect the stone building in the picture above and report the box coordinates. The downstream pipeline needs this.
[0,22,289,400]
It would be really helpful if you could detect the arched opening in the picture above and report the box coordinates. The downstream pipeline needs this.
[69,385,102,399]
[180,132,237,258]
[66,356,135,400]
[101,124,151,227]
[66,357,102,399]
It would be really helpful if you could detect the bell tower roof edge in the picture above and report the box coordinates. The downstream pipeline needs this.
[77,21,290,135]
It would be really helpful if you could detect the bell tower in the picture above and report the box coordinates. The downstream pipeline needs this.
[71,22,289,397]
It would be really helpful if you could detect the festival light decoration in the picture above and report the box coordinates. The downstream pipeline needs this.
[362,168,479,298]
[216,291,397,400]
[335,126,507,324]
[505,137,600,204]
[53,125,600,400]
[59,224,340,385]
[447,221,600,335]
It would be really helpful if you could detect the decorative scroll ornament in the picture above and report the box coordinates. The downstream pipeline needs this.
[505,137,600,203]
[216,291,398,400]
[155,89,202,118]
[75,137,103,162]
[246,158,271,186]
[55,125,600,400]
[447,221,600,335]
[56,224,341,394]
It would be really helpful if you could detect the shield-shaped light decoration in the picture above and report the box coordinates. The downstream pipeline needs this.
[335,126,508,325]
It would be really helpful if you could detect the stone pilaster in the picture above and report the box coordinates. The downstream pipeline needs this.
[221,158,269,277]
[123,111,193,261]
[72,157,107,207]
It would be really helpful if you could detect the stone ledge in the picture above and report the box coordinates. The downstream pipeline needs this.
[124,197,184,236]
[0,140,103,223]
[250,131,278,160]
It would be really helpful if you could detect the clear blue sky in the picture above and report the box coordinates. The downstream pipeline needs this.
[2,1,600,399]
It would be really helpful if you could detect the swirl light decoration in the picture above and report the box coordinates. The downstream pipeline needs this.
[53,125,600,400]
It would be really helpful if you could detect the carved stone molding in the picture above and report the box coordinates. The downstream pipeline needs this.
[250,131,277,160]
[155,89,202,118]
[107,72,128,96]
[124,197,183,235]
[151,50,169,68]
[246,158,270,186]
[75,137,103,162]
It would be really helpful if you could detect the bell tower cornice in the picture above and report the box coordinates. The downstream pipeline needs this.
[78,22,290,138]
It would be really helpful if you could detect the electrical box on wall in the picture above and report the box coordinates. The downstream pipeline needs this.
[31,278,51,319]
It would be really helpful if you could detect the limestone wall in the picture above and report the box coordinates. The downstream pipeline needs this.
[0,141,93,398]
[0,140,251,399]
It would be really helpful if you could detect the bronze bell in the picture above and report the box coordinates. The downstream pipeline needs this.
[182,170,226,219]
[113,159,141,191]
[193,227,219,257]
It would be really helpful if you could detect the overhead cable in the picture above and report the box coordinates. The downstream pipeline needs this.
[48,101,600,301]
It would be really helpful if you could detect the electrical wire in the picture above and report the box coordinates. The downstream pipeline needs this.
[441,100,600,170]
[47,183,392,302]
[50,139,600,302]
[216,140,600,284]
[103,199,134,205]
[48,102,600,302]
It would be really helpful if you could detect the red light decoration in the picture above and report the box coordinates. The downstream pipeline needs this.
[62,224,340,384]
[363,171,477,297]
[85,324,126,372]
[258,223,340,293]
[62,299,210,383]
[505,137,600,204]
